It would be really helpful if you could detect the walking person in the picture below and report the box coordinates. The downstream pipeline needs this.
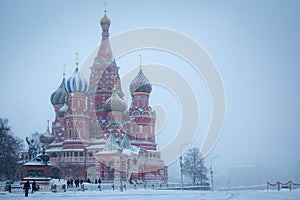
[8,183,11,193]
[23,181,30,197]
[32,181,36,193]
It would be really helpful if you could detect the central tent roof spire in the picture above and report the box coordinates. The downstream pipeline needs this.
[96,5,114,64]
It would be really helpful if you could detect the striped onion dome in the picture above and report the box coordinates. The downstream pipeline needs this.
[64,68,89,94]
[105,85,126,112]
[50,78,66,105]
[130,68,152,96]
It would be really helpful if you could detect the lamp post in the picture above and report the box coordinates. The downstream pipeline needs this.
[84,147,87,181]
[209,155,219,191]
[116,138,123,192]
[179,142,190,191]
[58,153,61,181]
[180,156,184,190]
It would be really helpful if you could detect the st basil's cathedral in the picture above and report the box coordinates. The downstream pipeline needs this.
[40,10,167,183]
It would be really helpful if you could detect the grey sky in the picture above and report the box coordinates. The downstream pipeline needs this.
[0,0,299,180]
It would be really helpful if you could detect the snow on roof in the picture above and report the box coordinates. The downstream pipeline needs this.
[131,140,157,145]
[88,144,105,149]
[63,139,86,142]
[23,162,53,166]
[96,150,119,155]
[49,142,63,146]
[62,148,85,152]
[89,138,106,143]
[122,148,139,155]
[145,149,159,153]
[46,147,63,152]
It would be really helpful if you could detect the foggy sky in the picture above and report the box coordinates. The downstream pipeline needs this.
[0,0,299,180]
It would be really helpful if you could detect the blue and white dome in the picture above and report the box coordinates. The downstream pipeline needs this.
[64,68,89,94]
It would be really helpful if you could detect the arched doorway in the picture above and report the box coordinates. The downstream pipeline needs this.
[87,166,95,182]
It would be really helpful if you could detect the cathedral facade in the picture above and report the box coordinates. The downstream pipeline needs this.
[46,11,167,183]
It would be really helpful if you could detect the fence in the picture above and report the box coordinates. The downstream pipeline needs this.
[50,182,210,192]
[267,181,300,191]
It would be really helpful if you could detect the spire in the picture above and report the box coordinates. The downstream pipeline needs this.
[47,120,50,130]
[96,7,114,64]
[139,54,143,70]
[63,63,66,79]
[75,52,79,69]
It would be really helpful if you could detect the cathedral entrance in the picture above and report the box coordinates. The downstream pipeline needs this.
[87,166,95,182]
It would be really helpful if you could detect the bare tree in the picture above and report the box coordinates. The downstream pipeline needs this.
[0,118,23,181]
[182,147,208,185]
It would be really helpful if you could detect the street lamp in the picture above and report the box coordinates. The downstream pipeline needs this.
[116,138,123,192]
[209,155,219,191]
[180,156,184,190]
[84,147,87,181]
[179,142,190,191]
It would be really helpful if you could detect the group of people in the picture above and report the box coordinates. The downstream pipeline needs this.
[66,178,82,188]
[23,180,37,197]
[66,178,102,188]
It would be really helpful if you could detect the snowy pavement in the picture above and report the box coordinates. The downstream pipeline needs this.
[1,189,300,200]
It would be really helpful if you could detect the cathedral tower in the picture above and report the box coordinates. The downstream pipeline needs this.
[63,56,90,149]
[128,63,157,151]
[88,10,124,139]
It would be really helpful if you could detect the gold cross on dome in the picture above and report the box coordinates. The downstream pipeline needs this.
[75,52,79,69]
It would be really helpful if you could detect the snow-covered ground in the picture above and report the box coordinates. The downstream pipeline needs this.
[1,189,300,200]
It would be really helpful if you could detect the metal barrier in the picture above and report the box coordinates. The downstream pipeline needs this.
[267,181,300,191]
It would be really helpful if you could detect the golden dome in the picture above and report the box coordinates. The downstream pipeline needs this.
[100,10,111,25]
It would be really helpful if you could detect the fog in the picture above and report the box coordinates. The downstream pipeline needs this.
[0,0,299,186]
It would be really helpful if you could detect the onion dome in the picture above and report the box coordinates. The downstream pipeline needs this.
[50,77,66,105]
[40,120,55,144]
[100,10,111,25]
[64,56,89,94]
[130,65,152,95]
[105,84,126,112]
[58,98,68,118]
[100,9,111,38]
